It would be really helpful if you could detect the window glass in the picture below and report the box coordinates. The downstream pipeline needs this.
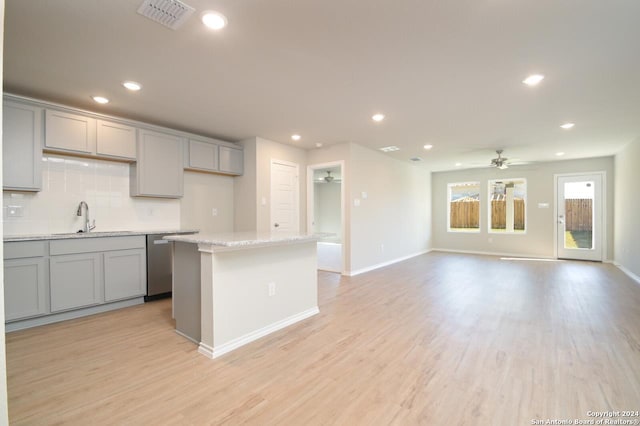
[488,178,526,233]
[448,182,480,232]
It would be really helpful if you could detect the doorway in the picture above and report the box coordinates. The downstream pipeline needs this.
[555,172,604,261]
[307,161,345,274]
[270,160,299,233]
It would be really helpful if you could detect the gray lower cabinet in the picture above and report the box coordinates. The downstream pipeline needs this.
[4,236,147,328]
[4,257,48,321]
[104,248,146,301]
[50,252,103,312]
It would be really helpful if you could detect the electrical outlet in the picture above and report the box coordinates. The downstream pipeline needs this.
[268,282,276,297]
[380,243,384,252]
[488,237,493,243]
[211,208,218,217]
[6,205,24,217]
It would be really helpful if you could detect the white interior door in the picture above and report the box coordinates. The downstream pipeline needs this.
[556,173,603,261]
[271,160,299,232]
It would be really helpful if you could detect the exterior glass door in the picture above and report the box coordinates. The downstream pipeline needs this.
[556,174,603,261]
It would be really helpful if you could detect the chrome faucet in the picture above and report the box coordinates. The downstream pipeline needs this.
[76,201,96,233]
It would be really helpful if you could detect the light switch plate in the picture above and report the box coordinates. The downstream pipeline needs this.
[354,198,361,207]
[361,192,368,199]
[538,203,550,209]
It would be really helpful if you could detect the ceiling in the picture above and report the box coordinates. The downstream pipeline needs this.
[4,0,640,171]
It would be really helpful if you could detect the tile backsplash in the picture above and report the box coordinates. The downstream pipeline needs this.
[3,155,180,235]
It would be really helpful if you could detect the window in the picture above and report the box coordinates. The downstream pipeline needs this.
[488,178,526,233]
[447,182,480,232]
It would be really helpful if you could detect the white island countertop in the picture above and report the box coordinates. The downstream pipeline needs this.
[164,231,329,251]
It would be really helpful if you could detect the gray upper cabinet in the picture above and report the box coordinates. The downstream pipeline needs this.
[3,101,43,191]
[96,119,137,160]
[219,146,244,175]
[130,129,185,198]
[186,139,219,172]
[45,109,96,154]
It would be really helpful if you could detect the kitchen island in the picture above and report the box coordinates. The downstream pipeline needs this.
[164,232,320,359]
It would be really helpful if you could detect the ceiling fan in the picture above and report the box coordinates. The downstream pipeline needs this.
[490,150,510,170]
[316,171,342,183]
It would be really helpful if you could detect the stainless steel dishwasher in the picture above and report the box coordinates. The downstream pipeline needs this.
[145,234,173,301]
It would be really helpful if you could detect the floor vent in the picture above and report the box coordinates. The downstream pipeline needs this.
[137,0,195,30]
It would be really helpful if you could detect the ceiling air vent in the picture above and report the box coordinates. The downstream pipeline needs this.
[410,157,423,162]
[137,0,195,30]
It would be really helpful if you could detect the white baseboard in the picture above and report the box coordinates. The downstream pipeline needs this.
[347,249,431,277]
[198,306,320,359]
[431,248,556,259]
[613,262,640,285]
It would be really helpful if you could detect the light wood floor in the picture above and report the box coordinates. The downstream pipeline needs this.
[6,252,640,425]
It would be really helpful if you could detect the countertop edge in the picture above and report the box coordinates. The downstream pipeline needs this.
[4,229,199,242]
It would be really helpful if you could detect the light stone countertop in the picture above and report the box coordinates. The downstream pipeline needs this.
[164,231,331,249]
[4,229,198,242]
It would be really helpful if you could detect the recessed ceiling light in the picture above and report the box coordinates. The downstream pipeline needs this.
[522,74,544,86]
[122,81,142,91]
[423,144,433,150]
[372,113,385,122]
[291,134,301,141]
[315,142,323,148]
[455,162,462,167]
[201,11,227,30]
[91,96,109,104]
[560,123,575,129]
[380,146,399,152]
[556,152,565,156]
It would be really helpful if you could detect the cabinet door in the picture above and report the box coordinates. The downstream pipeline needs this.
[219,146,244,175]
[131,129,184,198]
[50,253,102,312]
[3,101,43,191]
[188,139,218,171]
[45,109,96,154]
[104,249,146,302]
[96,120,137,160]
[4,257,48,321]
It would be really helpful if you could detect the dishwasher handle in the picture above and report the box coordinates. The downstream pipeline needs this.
[153,239,170,245]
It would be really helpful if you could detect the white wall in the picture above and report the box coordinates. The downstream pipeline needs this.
[314,181,341,240]
[308,142,431,274]
[0,0,9,421]
[614,138,640,280]
[180,171,234,233]
[348,143,431,273]
[233,138,257,232]
[3,154,181,235]
[234,137,307,233]
[431,156,615,259]
[256,137,307,233]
